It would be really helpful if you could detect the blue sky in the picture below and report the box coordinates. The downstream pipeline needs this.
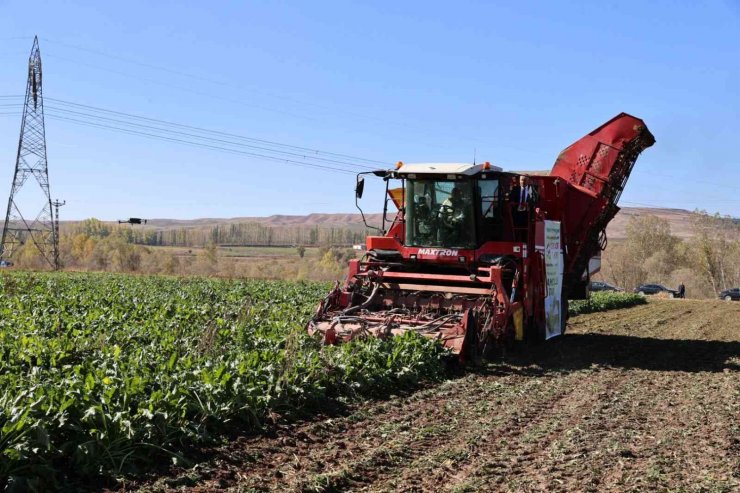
[0,0,738,220]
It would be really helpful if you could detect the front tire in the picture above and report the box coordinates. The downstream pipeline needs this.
[638,291,646,296]
[725,295,732,302]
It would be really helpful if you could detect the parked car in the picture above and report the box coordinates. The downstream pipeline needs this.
[590,281,623,292]
[718,288,740,301]
[633,284,680,297]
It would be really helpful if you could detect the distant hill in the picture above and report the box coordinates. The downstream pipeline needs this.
[606,207,695,239]
[143,213,384,231]
[128,207,697,239]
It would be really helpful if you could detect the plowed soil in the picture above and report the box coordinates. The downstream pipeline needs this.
[130,299,739,492]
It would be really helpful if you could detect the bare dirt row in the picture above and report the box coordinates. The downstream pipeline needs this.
[131,299,739,492]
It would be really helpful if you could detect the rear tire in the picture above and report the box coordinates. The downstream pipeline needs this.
[668,292,675,299]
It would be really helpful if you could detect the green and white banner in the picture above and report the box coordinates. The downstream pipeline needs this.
[544,220,563,339]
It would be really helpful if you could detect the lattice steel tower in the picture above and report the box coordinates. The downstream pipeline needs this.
[1,36,58,269]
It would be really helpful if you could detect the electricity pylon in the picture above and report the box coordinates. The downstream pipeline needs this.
[0,36,58,269]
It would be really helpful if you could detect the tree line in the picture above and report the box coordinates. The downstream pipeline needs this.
[61,219,366,247]
[600,210,739,298]
[6,212,739,299]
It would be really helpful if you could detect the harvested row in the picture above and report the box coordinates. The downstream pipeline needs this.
[140,299,739,492]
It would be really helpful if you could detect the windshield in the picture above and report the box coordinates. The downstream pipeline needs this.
[405,179,476,248]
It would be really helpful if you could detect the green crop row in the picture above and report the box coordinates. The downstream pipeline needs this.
[0,272,446,490]
[568,291,647,316]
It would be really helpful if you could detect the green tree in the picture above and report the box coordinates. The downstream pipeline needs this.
[687,211,740,294]
[80,218,111,238]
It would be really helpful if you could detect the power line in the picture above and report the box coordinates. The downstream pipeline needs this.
[38,41,504,152]
[3,94,389,171]
[42,38,238,87]
[40,37,443,133]
[43,113,359,174]
[44,97,387,166]
[43,52,330,125]
[5,95,737,210]
[43,105,374,171]
[2,94,388,175]
[46,98,387,165]
[619,200,689,210]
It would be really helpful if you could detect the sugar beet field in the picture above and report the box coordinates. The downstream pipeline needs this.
[0,273,738,492]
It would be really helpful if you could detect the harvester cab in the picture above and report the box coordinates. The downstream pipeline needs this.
[309,113,655,361]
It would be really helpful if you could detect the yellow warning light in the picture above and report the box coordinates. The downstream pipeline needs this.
[395,161,404,169]
[483,161,491,170]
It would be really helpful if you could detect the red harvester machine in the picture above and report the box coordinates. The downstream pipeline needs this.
[308,113,655,360]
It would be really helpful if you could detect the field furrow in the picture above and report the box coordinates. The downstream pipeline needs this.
[1,273,736,493]
[146,298,738,493]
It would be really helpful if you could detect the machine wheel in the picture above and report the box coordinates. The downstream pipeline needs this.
[638,291,646,296]
[461,310,487,363]
[725,295,732,301]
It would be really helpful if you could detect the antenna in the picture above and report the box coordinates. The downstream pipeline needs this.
[0,36,59,269]
[473,148,476,166]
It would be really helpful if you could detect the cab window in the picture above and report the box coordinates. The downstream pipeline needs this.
[405,179,475,248]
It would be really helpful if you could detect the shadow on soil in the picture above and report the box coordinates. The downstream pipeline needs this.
[491,333,740,375]
[74,334,737,492]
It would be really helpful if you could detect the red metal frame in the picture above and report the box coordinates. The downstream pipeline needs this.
[308,113,654,360]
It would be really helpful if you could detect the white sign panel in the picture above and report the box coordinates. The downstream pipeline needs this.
[544,220,564,339]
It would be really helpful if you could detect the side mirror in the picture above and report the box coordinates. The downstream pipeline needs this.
[355,177,365,199]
